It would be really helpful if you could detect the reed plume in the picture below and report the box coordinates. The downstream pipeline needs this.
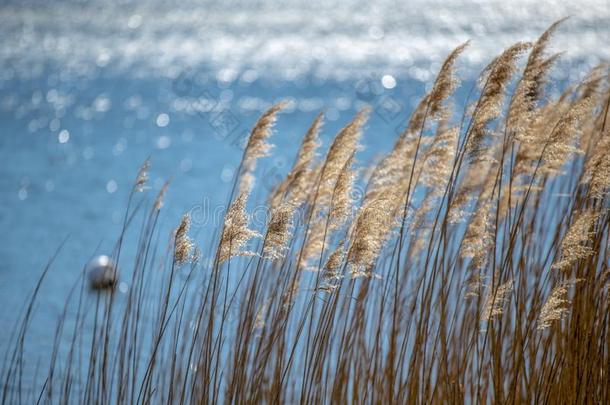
[427,41,470,121]
[134,157,150,192]
[552,209,599,271]
[481,279,513,322]
[329,153,357,231]
[324,242,345,273]
[466,42,531,160]
[318,243,345,292]
[365,42,467,205]
[460,200,494,270]
[174,214,195,265]
[270,113,323,208]
[300,217,327,271]
[420,124,459,194]
[154,180,170,210]
[538,280,574,330]
[513,98,568,176]
[218,192,261,263]
[541,97,592,176]
[583,131,610,198]
[263,202,296,261]
[316,109,369,208]
[300,110,369,268]
[346,195,396,275]
[350,43,470,276]
[508,18,566,137]
[239,102,287,194]
[448,157,495,223]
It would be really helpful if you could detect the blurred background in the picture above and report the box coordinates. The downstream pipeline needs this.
[0,0,608,381]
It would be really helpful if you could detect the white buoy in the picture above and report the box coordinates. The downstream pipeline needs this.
[87,255,118,289]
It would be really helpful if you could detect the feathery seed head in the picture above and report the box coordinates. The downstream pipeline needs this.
[154,180,170,211]
[583,132,610,198]
[329,153,358,231]
[325,242,346,272]
[509,19,567,135]
[467,42,532,160]
[300,218,328,271]
[316,108,369,208]
[239,102,287,194]
[427,41,469,120]
[552,209,599,271]
[270,113,323,208]
[460,200,494,270]
[174,214,195,265]
[263,202,296,261]
[135,157,150,192]
[218,192,261,264]
[537,280,579,330]
[540,96,592,176]
[481,280,513,322]
[347,196,398,272]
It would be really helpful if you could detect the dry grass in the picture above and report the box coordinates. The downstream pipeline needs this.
[2,20,610,404]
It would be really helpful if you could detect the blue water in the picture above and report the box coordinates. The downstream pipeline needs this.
[0,0,608,393]
[0,72,428,374]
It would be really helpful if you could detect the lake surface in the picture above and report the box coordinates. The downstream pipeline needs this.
[0,0,608,392]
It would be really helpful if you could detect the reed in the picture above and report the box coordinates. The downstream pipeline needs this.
[2,20,609,404]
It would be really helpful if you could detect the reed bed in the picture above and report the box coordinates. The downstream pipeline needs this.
[2,20,610,404]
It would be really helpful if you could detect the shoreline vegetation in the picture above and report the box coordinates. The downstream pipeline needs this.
[2,19,610,403]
